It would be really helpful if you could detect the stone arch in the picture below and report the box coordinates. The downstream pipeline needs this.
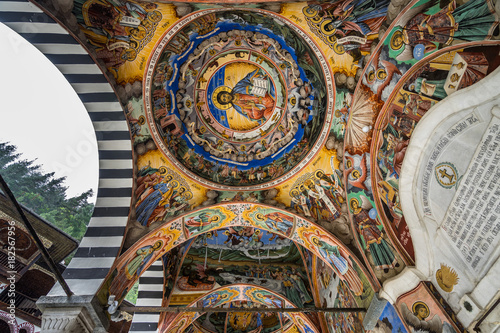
[160,284,320,333]
[0,0,132,297]
[102,203,376,308]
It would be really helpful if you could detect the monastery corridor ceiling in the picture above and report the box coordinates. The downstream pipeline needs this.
[4,0,500,332]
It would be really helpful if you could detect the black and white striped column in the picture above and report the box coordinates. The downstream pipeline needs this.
[0,0,132,297]
[130,260,163,333]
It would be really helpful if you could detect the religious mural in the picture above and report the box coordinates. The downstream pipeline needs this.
[314,258,366,333]
[174,227,314,308]
[134,150,207,227]
[343,0,500,279]
[162,284,319,332]
[101,203,376,317]
[72,0,173,82]
[396,282,465,333]
[373,302,408,333]
[24,0,500,331]
[145,9,334,190]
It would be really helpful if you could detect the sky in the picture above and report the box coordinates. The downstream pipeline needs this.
[0,23,98,202]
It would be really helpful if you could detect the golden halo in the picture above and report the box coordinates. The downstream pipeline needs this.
[302,6,319,18]
[138,115,146,125]
[412,301,430,319]
[320,19,337,36]
[376,69,387,80]
[183,192,193,200]
[390,30,404,50]
[315,170,325,179]
[334,43,345,55]
[349,197,360,211]
[327,35,337,44]
[255,213,265,221]
[171,180,180,189]
[290,189,299,196]
[159,167,168,175]
[212,86,233,110]
[147,10,162,23]
[311,15,322,24]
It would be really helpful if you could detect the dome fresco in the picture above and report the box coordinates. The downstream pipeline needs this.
[145,9,333,190]
[8,0,500,332]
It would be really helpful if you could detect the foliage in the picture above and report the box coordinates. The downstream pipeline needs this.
[0,142,94,242]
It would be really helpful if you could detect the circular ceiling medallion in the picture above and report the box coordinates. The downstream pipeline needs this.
[145,9,334,190]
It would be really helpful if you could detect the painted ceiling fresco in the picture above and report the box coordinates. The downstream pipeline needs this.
[27,0,500,331]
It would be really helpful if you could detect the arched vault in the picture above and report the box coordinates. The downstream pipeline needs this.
[160,284,320,333]
[101,203,376,307]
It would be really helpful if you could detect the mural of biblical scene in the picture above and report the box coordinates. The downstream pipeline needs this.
[135,164,195,227]
[275,148,345,225]
[346,0,500,188]
[107,239,165,302]
[145,9,333,190]
[344,149,403,279]
[400,47,500,103]
[192,301,293,333]
[386,0,499,66]
[298,223,376,304]
[72,0,168,80]
[171,228,315,309]
[372,302,408,333]
[326,280,366,333]
[370,45,500,262]
[226,301,282,333]
[182,207,236,238]
[302,1,389,64]
[346,188,404,281]
[314,257,367,333]
[125,97,151,145]
[134,149,209,225]
[162,239,194,306]
[288,168,344,221]
[243,206,296,238]
[397,282,462,333]
[332,89,353,138]
[299,246,315,286]
[217,191,263,203]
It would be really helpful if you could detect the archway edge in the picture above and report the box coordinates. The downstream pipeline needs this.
[162,283,320,333]
[104,202,376,306]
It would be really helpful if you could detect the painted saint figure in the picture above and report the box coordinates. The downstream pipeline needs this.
[135,176,175,226]
[184,212,220,236]
[392,0,499,61]
[214,69,275,123]
[350,198,398,273]
[312,237,364,296]
[125,240,163,279]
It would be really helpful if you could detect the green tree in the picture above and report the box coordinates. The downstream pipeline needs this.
[0,141,94,242]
